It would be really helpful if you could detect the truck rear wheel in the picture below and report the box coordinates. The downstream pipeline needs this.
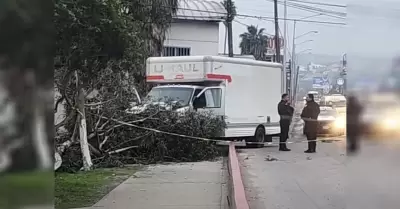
[246,126,265,148]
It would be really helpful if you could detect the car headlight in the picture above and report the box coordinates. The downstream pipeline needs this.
[334,117,346,129]
[382,118,398,129]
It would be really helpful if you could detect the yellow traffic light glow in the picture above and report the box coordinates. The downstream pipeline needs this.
[334,117,346,129]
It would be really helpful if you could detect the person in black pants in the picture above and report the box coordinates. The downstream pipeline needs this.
[301,94,320,153]
[347,95,363,154]
[278,93,294,151]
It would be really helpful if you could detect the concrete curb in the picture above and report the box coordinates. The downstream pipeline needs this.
[227,143,250,209]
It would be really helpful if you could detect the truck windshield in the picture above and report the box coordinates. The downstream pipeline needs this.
[146,87,194,106]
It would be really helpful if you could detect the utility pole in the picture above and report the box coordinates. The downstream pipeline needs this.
[286,59,292,99]
[293,66,300,101]
[341,53,347,95]
[283,0,288,98]
[291,20,297,77]
[283,0,288,73]
[290,20,296,101]
[273,0,281,63]
[227,0,234,57]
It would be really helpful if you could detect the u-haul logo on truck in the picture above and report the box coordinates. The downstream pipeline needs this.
[152,63,200,73]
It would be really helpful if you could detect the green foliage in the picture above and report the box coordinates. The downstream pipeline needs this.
[54,0,179,94]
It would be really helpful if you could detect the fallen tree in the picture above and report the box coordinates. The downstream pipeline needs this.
[55,62,226,172]
[56,101,226,173]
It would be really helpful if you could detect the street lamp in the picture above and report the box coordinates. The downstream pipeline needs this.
[295,31,318,40]
[289,14,320,102]
[297,48,312,54]
[296,39,313,46]
[291,31,317,71]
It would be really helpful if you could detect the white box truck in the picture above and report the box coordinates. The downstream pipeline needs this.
[132,56,284,145]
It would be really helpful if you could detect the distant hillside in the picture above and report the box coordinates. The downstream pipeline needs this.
[296,53,342,66]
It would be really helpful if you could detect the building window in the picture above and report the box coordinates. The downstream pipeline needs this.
[163,46,191,56]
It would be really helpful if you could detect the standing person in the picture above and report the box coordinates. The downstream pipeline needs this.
[278,93,294,151]
[301,93,320,153]
[347,95,363,154]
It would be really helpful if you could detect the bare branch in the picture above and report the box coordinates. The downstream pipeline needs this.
[99,136,109,151]
[108,145,138,155]
[88,143,102,156]
[107,132,151,152]
[85,99,115,107]
[98,120,110,130]
[54,95,65,111]
[56,118,79,154]
[97,110,161,134]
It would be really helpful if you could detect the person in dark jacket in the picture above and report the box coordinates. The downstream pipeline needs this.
[301,93,320,153]
[278,93,294,151]
[347,94,363,154]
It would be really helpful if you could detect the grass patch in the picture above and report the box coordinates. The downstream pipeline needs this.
[0,171,54,209]
[55,166,139,209]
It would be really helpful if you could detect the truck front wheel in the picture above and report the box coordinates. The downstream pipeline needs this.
[246,126,265,148]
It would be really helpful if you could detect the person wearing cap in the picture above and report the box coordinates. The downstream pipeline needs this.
[277,93,294,151]
[301,93,320,153]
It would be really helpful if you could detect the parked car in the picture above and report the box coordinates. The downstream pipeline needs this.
[320,94,346,115]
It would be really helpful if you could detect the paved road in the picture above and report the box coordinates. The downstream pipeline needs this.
[239,136,346,209]
[238,102,400,209]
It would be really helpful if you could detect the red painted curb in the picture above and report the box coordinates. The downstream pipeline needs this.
[228,142,250,209]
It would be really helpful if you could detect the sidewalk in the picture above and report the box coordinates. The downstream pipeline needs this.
[88,160,228,209]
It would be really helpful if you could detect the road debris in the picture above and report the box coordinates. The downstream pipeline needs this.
[265,155,279,161]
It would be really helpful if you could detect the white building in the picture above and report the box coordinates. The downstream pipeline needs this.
[163,0,226,57]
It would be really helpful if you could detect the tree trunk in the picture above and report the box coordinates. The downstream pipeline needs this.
[77,86,93,171]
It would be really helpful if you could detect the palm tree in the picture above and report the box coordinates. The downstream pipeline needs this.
[239,25,269,60]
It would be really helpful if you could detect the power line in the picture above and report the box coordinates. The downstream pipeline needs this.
[234,19,250,27]
[287,0,346,8]
[283,2,345,19]
[147,4,346,25]
[234,20,274,36]
[265,0,346,17]
[285,1,346,17]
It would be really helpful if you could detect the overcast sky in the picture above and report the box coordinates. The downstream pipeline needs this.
[218,0,400,59]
